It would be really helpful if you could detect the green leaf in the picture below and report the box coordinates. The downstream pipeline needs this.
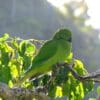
[55,66,69,85]
[83,81,94,93]
[12,39,19,49]
[42,74,50,86]
[1,50,10,65]
[0,43,14,65]
[0,33,9,42]
[74,60,94,93]
[55,86,62,97]
[25,42,35,54]
[19,40,36,57]
[48,83,56,98]
[9,59,20,79]
[3,33,9,40]
[97,86,100,95]
[22,55,32,70]
[74,59,87,76]
[0,65,12,84]
[62,81,71,96]
[19,41,27,56]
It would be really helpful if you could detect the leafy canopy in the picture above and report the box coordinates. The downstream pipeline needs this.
[0,31,94,100]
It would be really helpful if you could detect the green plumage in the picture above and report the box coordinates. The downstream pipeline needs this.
[15,29,72,86]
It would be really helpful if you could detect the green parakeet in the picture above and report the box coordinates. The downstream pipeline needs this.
[15,29,72,86]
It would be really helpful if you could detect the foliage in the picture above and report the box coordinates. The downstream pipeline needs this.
[0,33,94,100]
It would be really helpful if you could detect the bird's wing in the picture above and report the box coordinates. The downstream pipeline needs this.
[32,40,58,64]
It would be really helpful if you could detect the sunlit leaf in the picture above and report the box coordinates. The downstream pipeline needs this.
[74,59,87,75]
[12,39,19,49]
[56,86,62,97]
[10,64,19,78]
[19,40,27,56]
[3,33,9,40]
[19,41,36,57]
[25,42,36,54]
[0,33,9,42]
[97,86,100,95]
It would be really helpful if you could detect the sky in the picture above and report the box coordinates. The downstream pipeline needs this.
[47,0,100,29]
[85,0,100,29]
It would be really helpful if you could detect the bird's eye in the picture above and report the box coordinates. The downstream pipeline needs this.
[68,37,72,42]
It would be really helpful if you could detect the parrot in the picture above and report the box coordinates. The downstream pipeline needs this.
[15,29,72,86]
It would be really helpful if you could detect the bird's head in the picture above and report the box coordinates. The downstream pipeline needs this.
[53,29,72,42]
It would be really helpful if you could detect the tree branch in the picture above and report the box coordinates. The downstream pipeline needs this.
[62,63,100,83]
[0,82,49,100]
[1,63,100,100]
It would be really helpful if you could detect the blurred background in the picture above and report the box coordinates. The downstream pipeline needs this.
[0,0,100,99]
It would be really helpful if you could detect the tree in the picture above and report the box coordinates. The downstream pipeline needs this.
[1,32,100,100]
